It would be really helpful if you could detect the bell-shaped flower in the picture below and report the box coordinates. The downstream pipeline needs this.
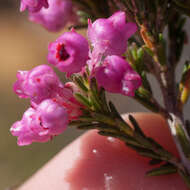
[13,65,63,105]
[10,99,68,146]
[20,0,49,12]
[48,30,89,76]
[88,11,137,57]
[29,0,75,32]
[95,55,141,96]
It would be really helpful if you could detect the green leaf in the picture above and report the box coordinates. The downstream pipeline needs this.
[69,120,83,126]
[141,72,152,93]
[143,46,154,57]
[99,88,109,113]
[146,163,177,176]
[108,102,132,134]
[178,170,190,188]
[138,86,152,99]
[137,47,144,61]
[176,122,190,158]
[98,131,138,145]
[109,101,123,119]
[149,159,163,165]
[90,77,99,94]
[89,77,103,111]
[147,137,173,160]
[79,126,117,133]
[135,91,159,112]
[138,150,161,160]
[131,46,138,61]
[147,137,163,149]
[181,61,190,83]
[73,76,89,92]
[125,143,161,160]
[128,114,145,137]
[74,93,92,109]
[91,112,116,126]
[90,95,102,111]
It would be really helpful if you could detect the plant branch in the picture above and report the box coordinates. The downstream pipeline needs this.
[154,12,190,176]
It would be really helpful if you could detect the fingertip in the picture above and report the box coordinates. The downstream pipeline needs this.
[19,113,187,190]
[124,113,178,155]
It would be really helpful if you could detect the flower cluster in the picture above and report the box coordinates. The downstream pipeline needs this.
[12,0,190,186]
[11,11,142,145]
[11,65,82,145]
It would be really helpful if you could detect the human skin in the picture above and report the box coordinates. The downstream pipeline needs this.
[18,113,188,190]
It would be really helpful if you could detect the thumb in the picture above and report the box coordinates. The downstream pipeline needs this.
[19,113,187,190]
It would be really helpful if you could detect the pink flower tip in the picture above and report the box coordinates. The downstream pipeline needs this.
[95,55,141,96]
[87,11,137,57]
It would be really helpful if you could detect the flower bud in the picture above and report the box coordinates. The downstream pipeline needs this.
[122,71,142,96]
[10,99,68,146]
[55,87,83,121]
[95,55,141,96]
[65,82,81,94]
[37,99,69,135]
[13,65,62,104]
[88,11,137,57]
[48,30,89,76]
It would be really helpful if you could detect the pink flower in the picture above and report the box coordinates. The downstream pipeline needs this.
[13,64,82,120]
[95,55,142,96]
[13,65,63,105]
[11,83,82,145]
[29,0,75,32]
[88,11,137,57]
[10,99,68,146]
[55,87,83,121]
[48,30,89,76]
[122,71,143,96]
[20,0,49,12]
[37,99,69,134]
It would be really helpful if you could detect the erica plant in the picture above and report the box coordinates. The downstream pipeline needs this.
[11,0,190,188]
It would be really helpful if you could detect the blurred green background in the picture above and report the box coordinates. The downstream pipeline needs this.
[3,1,190,189]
